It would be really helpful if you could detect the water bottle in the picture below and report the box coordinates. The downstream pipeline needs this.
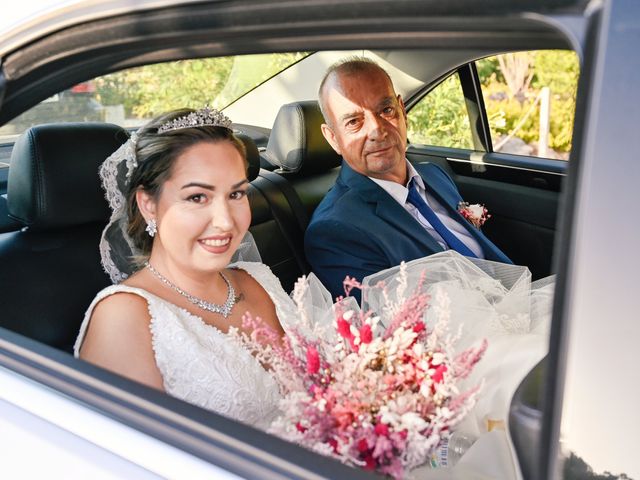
[431,432,477,467]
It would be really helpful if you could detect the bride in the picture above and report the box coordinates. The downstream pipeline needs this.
[75,106,294,429]
[74,106,553,477]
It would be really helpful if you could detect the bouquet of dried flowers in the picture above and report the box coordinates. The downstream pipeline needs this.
[233,265,487,479]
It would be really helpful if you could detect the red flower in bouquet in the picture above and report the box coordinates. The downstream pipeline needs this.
[234,265,487,479]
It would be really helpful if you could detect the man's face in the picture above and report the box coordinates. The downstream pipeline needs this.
[320,67,408,184]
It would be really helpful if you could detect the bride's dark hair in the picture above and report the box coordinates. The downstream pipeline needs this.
[125,108,247,257]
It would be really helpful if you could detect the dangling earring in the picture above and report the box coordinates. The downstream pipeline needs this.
[145,219,157,237]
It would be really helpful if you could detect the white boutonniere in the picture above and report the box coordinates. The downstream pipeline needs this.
[458,202,490,228]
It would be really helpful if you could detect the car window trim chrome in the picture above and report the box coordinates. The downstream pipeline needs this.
[445,156,567,176]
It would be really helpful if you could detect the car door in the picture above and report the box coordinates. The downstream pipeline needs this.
[405,50,578,279]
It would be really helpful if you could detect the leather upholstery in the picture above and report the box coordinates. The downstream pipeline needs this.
[0,123,128,351]
[8,123,127,231]
[239,133,261,182]
[263,101,341,176]
[0,194,20,233]
[0,224,114,351]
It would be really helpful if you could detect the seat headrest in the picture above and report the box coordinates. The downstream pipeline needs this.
[263,101,342,176]
[8,123,128,231]
[234,132,260,182]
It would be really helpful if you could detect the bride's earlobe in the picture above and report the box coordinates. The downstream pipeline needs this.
[136,189,156,221]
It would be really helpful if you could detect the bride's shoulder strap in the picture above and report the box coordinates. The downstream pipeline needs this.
[229,260,296,315]
[73,285,158,357]
[230,261,281,287]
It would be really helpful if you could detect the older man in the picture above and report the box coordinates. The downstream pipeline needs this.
[304,57,511,300]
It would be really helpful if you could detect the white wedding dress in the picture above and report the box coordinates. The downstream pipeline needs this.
[74,261,296,430]
[74,252,553,479]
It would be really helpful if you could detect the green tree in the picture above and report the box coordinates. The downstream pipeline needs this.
[532,50,579,95]
[476,56,500,85]
[407,74,473,149]
[479,50,579,155]
[95,57,235,119]
[95,53,308,119]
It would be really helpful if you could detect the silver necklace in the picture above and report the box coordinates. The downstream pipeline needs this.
[145,262,239,318]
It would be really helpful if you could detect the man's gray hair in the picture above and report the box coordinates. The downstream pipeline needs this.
[317,56,393,124]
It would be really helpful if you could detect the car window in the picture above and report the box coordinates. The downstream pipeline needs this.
[0,52,308,146]
[477,50,579,160]
[406,73,474,149]
[406,50,579,161]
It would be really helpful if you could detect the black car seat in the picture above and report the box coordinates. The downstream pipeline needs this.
[0,123,127,352]
[261,100,342,225]
[0,192,21,233]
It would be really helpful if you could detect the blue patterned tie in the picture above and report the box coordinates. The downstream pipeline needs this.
[406,179,477,258]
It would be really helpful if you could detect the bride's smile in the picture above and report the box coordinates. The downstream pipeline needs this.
[199,235,232,253]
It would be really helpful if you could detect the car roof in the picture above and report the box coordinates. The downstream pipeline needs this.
[0,0,221,57]
[0,0,586,127]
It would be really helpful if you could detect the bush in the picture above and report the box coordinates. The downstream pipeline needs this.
[481,50,579,154]
[407,74,473,149]
[483,80,576,153]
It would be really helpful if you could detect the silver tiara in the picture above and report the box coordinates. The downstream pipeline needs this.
[157,106,232,134]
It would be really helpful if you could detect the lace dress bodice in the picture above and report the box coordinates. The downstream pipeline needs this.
[74,261,298,430]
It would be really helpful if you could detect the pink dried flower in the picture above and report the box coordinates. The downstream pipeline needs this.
[458,201,491,228]
[336,317,353,340]
[359,323,373,344]
[375,422,390,436]
[453,338,488,379]
[431,364,447,384]
[306,346,320,375]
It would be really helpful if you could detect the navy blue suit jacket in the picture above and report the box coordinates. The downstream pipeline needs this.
[304,161,512,300]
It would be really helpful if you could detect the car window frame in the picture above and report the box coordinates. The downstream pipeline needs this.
[404,51,576,177]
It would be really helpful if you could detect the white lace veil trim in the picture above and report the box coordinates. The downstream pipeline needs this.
[99,132,139,283]
[99,131,261,284]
